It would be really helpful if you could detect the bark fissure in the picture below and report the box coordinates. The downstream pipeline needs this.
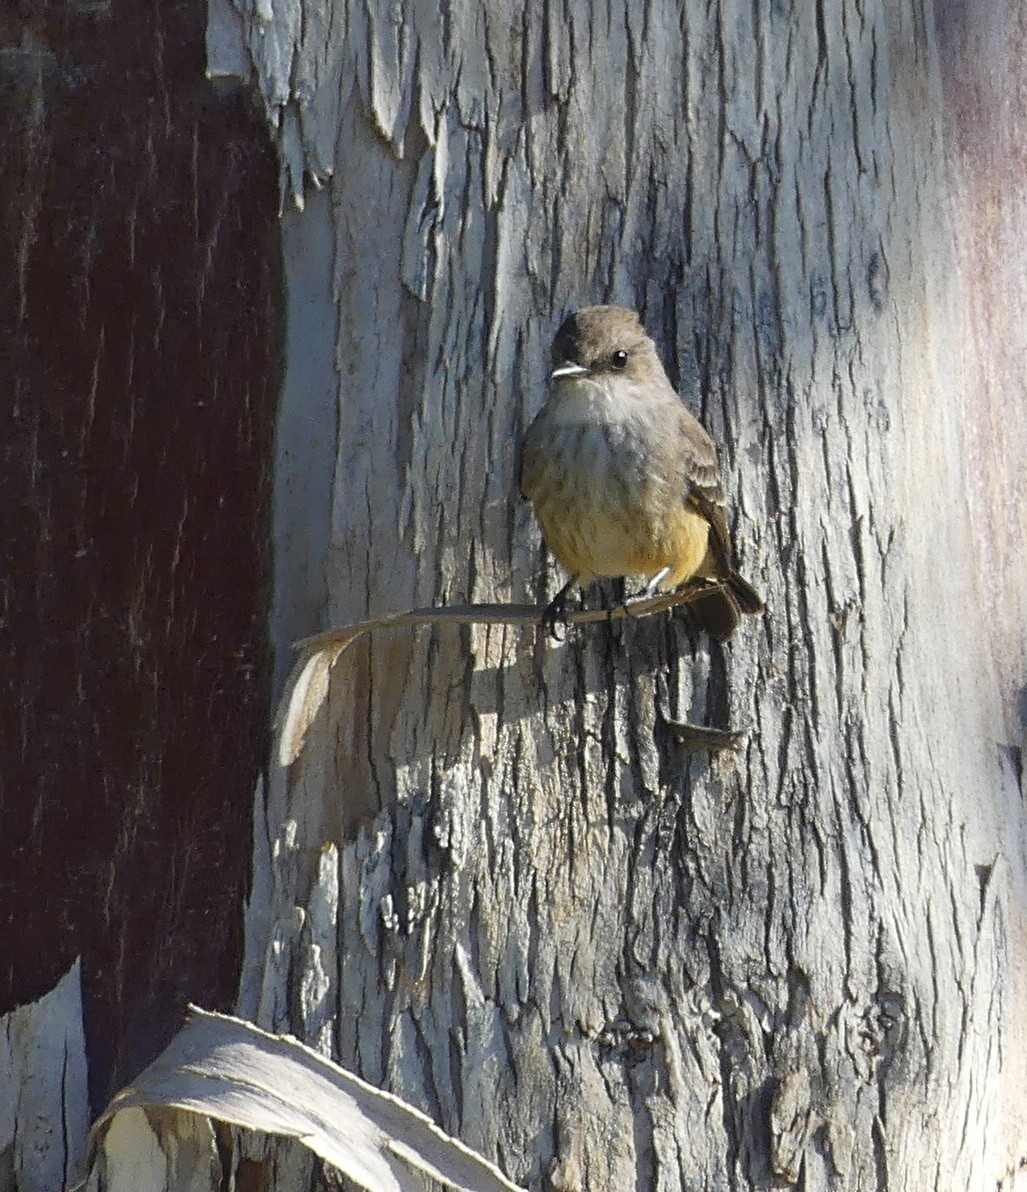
[204,0,1027,1186]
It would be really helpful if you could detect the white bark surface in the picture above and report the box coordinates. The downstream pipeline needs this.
[0,962,89,1192]
[210,0,1027,1188]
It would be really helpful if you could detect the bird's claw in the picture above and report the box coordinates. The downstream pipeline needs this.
[642,565,672,597]
[540,583,575,639]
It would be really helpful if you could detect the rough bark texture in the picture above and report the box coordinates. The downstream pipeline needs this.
[227,0,1025,1189]
[0,0,279,1117]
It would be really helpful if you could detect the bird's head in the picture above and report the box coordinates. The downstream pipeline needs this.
[550,305,664,387]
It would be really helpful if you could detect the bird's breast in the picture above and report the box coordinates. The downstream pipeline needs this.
[522,392,707,583]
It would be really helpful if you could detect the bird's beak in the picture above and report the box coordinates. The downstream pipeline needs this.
[550,361,590,380]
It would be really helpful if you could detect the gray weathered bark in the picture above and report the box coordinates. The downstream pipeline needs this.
[0,964,89,1192]
[212,0,1027,1188]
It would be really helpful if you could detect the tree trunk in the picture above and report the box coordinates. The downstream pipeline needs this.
[0,0,277,1151]
[212,0,1027,1187]
[14,0,1015,1187]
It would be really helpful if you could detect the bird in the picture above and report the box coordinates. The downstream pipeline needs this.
[520,304,763,640]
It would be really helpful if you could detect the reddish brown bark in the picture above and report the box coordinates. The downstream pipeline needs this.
[935,0,1027,743]
[0,0,279,1108]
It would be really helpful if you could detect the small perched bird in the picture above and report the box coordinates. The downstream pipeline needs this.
[520,305,763,640]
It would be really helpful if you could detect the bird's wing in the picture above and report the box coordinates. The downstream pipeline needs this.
[680,411,764,614]
[679,412,734,570]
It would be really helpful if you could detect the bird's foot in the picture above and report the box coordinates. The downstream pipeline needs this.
[642,566,672,597]
[540,581,577,640]
[622,568,674,604]
[617,568,678,619]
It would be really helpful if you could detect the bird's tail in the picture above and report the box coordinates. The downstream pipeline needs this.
[726,569,764,616]
[687,570,764,642]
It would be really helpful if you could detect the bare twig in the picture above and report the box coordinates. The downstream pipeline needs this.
[663,720,744,753]
[277,584,722,766]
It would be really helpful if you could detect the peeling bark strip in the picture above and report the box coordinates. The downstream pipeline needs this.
[82,1007,524,1192]
[211,0,1025,1190]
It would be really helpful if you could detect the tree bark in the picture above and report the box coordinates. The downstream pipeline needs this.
[227,0,1026,1189]
[0,0,278,1120]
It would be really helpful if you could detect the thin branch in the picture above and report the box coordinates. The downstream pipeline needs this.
[277,584,722,767]
[293,583,713,650]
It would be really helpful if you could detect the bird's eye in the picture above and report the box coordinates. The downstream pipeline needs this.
[610,350,629,370]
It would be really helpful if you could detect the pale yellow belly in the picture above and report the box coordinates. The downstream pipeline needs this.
[523,397,712,590]
[537,494,709,588]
